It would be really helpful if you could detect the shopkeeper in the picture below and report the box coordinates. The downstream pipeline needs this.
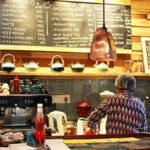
[87,73,147,134]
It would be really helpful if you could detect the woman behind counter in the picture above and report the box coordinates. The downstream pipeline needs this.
[86,73,147,134]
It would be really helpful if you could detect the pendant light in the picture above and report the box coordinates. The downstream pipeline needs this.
[90,0,117,62]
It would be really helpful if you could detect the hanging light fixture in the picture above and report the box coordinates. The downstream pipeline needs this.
[90,0,117,62]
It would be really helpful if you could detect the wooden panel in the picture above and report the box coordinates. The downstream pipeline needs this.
[128,0,149,68]
[131,14,147,19]
[116,54,131,60]
[131,51,143,60]
[132,18,150,27]
[0,50,89,59]
[147,14,150,20]
[67,0,131,5]
[131,0,150,15]
[132,27,150,37]
[132,42,142,51]
[132,37,141,42]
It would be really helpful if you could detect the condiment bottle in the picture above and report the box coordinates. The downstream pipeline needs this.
[13,75,20,94]
[34,104,45,145]
[35,103,45,131]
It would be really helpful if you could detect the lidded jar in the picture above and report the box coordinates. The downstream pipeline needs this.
[77,101,92,118]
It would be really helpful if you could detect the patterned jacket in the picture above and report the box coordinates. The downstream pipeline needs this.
[87,90,147,134]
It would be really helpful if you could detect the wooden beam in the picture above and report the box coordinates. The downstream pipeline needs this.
[132,42,142,51]
[63,0,131,5]
[132,27,150,37]
[132,37,141,42]
[0,50,89,59]
[131,14,147,19]
[132,18,150,27]
[147,14,150,20]
[131,0,150,15]
[131,51,143,60]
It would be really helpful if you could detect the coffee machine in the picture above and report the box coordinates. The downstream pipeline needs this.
[76,101,92,135]
[0,94,52,127]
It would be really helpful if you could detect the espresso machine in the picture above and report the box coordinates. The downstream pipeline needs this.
[0,94,52,127]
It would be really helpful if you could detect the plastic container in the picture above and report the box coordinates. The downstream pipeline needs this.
[77,101,92,117]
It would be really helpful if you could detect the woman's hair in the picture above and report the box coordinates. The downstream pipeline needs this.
[115,73,136,91]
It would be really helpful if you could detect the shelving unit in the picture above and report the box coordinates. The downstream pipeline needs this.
[0,67,149,79]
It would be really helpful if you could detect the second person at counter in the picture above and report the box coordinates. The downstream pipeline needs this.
[86,73,147,134]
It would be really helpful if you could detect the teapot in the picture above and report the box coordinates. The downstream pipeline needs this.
[49,55,64,71]
[1,54,16,72]
[94,61,109,71]
[23,61,39,70]
[70,62,84,72]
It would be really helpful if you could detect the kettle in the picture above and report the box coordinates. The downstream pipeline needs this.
[1,54,16,72]
[70,62,84,72]
[94,61,109,71]
[47,111,67,136]
[49,55,64,71]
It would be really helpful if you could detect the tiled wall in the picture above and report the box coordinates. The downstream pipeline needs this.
[38,79,150,121]
[1,78,150,131]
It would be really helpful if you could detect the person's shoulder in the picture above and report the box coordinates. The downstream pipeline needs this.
[132,96,144,106]
[107,94,119,102]
[132,96,142,102]
[108,94,123,99]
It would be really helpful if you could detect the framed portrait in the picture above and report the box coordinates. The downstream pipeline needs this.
[141,37,150,73]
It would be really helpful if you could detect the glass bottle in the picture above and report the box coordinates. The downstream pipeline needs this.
[35,103,45,131]
[13,75,20,94]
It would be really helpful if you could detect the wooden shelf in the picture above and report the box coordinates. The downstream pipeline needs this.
[0,67,149,79]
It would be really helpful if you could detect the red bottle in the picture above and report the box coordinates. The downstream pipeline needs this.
[13,75,20,94]
[35,104,45,131]
[34,104,45,145]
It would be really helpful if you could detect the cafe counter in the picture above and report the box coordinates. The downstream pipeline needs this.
[1,132,150,149]
[46,133,150,150]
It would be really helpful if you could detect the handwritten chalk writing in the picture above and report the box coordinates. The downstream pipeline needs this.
[6,0,29,5]
[2,17,23,22]
[0,1,131,50]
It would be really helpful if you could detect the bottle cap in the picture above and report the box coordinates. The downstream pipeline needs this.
[37,103,43,107]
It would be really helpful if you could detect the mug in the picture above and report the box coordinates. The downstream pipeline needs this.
[66,127,77,136]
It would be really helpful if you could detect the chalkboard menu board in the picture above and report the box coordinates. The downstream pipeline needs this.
[142,37,150,73]
[0,0,131,52]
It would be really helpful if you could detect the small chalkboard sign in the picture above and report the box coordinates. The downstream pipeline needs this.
[141,37,150,73]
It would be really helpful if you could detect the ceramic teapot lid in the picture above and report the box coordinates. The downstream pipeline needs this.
[2,61,15,68]
[94,61,109,71]
[23,61,39,69]
[28,61,38,66]
[71,62,84,68]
